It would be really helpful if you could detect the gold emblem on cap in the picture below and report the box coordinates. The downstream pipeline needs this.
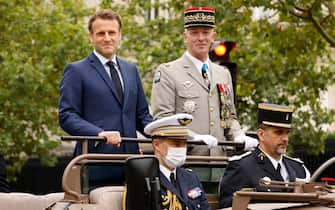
[178,118,192,125]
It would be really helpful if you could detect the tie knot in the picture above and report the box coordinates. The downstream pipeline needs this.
[106,61,116,69]
[170,172,175,181]
[276,163,281,172]
[201,63,208,72]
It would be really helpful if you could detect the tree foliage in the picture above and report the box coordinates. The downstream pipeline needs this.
[0,0,334,180]
[0,0,92,179]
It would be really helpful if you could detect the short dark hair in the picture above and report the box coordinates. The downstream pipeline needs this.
[88,9,122,33]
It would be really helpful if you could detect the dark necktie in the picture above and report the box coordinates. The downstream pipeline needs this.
[201,63,210,90]
[106,61,123,102]
[276,163,283,179]
[170,172,179,191]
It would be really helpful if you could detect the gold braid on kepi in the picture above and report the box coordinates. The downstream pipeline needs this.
[161,190,182,210]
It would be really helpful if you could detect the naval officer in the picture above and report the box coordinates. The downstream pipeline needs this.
[144,113,210,210]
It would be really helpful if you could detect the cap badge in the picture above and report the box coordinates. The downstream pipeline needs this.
[178,117,192,125]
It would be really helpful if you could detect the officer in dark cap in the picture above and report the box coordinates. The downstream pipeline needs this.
[219,103,311,208]
[144,113,210,210]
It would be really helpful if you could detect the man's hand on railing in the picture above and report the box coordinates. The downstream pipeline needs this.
[98,131,121,147]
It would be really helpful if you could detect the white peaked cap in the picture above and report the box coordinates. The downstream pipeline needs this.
[144,113,193,137]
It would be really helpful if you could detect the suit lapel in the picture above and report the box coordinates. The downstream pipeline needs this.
[160,172,186,204]
[116,57,126,107]
[182,55,210,91]
[176,168,189,201]
[209,62,219,93]
[283,158,297,182]
[88,53,123,105]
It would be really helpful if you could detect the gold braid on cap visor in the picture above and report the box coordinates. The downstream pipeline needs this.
[151,126,189,137]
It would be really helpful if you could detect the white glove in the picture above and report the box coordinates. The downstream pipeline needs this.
[192,135,218,149]
[234,135,258,150]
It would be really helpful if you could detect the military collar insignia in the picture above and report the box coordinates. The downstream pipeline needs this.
[258,152,266,161]
[154,70,161,83]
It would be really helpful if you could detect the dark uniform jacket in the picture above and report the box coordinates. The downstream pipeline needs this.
[219,147,310,208]
[0,155,9,192]
[160,167,210,210]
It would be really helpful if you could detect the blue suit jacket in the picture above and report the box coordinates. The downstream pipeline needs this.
[58,53,152,181]
[160,167,210,210]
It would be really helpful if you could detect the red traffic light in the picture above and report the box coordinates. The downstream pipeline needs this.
[214,44,227,57]
[209,41,236,63]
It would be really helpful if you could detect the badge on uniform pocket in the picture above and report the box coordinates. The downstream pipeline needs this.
[187,187,202,199]
[183,100,196,113]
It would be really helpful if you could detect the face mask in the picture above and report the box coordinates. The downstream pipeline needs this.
[162,146,187,169]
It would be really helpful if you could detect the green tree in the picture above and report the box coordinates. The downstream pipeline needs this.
[102,0,335,154]
[0,0,92,179]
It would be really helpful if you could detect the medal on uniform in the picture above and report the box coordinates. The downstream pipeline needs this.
[217,83,234,128]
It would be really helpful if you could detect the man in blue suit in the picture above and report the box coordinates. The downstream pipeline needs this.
[58,9,152,186]
[144,114,210,210]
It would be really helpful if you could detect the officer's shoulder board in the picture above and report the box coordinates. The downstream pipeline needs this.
[283,155,304,164]
[185,168,193,172]
[228,151,252,162]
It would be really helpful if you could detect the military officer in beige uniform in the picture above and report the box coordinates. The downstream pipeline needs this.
[151,7,258,155]
[151,7,258,180]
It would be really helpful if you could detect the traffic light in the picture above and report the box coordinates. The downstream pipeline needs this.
[209,41,236,64]
[209,40,238,106]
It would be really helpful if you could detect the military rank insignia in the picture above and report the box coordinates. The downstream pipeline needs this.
[154,70,161,83]
[217,83,234,128]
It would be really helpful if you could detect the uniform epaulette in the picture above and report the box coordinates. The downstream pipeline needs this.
[283,155,304,164]
[228,151,252,161]
[185,168,193,172]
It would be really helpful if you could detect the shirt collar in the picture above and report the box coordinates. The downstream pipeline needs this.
[93,50,117,66]
[185,51,210,72]
[160,165,177,182]
[259,148,283,169]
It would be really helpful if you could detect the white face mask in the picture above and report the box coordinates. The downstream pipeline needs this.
[162,146,187,169]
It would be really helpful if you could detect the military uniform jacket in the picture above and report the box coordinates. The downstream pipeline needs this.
[160,167,210,210]
[151,54,244,156]
[219,147,310,208]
